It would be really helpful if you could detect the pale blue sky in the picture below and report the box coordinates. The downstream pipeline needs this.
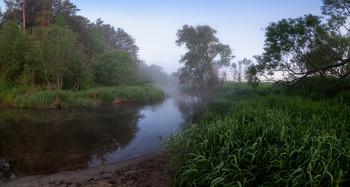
[0,0,324,73]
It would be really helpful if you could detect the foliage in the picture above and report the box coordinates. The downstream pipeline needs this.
[0,20,26,84]
[92,49,137,86]
[27,23,86,90]
[231,58,252,82]
[10,85,164,108]
[0,83,25,104]
[138,64,169,84]
[0,0,143,90]
[248,2,350,87]
[3,0,80,29]
[176,25,232,91]
[165,84,350,186]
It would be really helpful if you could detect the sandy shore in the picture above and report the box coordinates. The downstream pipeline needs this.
[1,150,174,187]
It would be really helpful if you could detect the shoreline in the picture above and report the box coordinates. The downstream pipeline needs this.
[1,149,174,187]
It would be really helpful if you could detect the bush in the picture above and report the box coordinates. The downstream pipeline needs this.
[0,84,25,104]
[9,85,164,108]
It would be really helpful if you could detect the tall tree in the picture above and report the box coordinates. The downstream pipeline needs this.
[0,20,26,85]
[176,25,232,91]
[22,0,25,32]
[28,23,84,90]
[3,0,80,30]
[248,13,350,86]
[114,28,140,67]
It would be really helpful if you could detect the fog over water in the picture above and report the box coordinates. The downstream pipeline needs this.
[0,85,207,178]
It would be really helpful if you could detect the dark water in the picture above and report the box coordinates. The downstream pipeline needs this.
[0,87,206,179]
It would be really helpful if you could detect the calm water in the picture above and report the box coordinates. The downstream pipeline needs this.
[0,87,206,179]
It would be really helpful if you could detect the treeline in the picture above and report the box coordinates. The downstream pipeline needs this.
[0,0,155,90]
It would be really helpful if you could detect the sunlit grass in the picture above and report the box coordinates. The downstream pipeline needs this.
[165,92,350,186]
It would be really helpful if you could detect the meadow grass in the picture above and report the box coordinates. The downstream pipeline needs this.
[0,84,164,108]
[165,82,350,186]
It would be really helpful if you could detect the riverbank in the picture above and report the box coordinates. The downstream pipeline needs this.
[1,150,174,187]
[0,85,164,108]
[165,82,350,186]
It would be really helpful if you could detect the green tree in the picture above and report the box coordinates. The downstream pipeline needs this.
[96,21,141,68]
[248,0,350,87]
[248,13,350,86]
[114,28,140,67]
[28,23,84,90]
[0,20,26,85]
[230,58,252,82]
[138,64,169,84]
[176,25,232,91]
[92,49,137,86]
[230,62,238,81]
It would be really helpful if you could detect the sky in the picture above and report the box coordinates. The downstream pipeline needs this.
[0,0,324,74]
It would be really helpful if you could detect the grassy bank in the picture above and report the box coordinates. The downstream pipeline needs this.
[0,84,164,108]
[165,82,350,186]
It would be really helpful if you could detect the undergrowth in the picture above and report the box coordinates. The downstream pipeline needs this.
[0,84,164,108]
[165,82,350,186]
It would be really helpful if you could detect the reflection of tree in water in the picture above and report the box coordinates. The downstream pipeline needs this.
[175,95,210,123]
[0,104,144,178]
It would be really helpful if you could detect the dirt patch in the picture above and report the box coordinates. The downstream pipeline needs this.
[1,150,174,187]
[112,98,128,104]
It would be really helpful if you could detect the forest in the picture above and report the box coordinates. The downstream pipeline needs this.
[0,0,166,107]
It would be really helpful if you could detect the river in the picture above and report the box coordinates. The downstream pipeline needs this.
[0,86,207,179]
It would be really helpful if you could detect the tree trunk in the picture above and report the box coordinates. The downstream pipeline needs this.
[56,74,60,90]
[76,74,80,90]
[208,65,219,86]
[38,42,52,90]
[22,0,25,33]
[42,3,45,28]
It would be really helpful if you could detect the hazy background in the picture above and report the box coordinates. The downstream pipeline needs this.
[0,0,324,74]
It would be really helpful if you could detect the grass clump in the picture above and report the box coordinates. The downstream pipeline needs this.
[0,84,25,104]
[2,84,163,108]
[165,83,350,186]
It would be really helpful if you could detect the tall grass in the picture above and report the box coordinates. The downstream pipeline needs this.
[1,84,164,108]
[165,92,350,186]
[0,84,25,104]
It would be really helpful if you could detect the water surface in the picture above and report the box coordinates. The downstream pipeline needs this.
[0,87,206,178]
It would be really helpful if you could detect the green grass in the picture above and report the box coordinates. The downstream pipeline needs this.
[0,84,25,104]
[1,84,164,108]
[165,82,350,186]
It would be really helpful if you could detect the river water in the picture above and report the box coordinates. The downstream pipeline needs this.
[0,86,206,179]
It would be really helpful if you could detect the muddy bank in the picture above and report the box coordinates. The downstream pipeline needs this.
[1,150,174,187]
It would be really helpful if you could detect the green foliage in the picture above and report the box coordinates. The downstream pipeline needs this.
[88,86,164,104]
[27,24,86,90]
[138,64,169,84]
[0,20,26,85]
[0,84,25,104]
[0,1,143,90]
[165,92,350,186]
[7,85,163,108]
[92,49,138,86]
[249,1,350,87]
[176,25,232,91]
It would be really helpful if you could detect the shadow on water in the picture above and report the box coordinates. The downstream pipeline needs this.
[0,86,209,179]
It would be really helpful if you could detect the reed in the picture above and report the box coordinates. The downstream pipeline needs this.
[165,91,350,186]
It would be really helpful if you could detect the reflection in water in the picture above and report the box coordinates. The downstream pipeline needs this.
[0,87,207,179]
